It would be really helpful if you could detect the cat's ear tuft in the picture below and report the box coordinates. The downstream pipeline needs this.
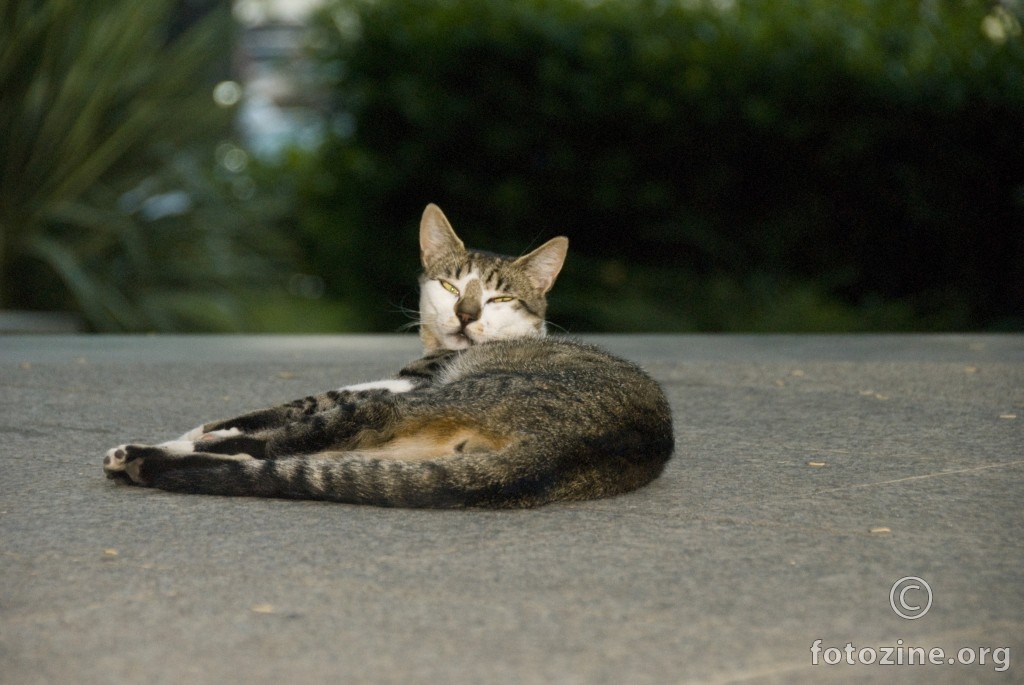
[420,204,465,269]
[515,237,568,294]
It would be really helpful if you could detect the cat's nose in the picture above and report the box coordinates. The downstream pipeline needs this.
[455,297,480,325]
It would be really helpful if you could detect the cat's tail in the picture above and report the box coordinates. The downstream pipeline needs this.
[140,442,668,508]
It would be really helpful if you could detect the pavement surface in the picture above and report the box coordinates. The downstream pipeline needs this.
[1,334,1021,685]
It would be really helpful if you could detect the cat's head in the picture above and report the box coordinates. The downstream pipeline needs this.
[417,204,568,353]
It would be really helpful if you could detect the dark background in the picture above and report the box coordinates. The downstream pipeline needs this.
[3,0,1022,333]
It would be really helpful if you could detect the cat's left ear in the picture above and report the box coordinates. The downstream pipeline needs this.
[515,237,569,294]
[420,203,465,269]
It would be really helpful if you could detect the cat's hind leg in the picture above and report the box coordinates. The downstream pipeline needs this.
[184,389,409,461]
[157,428,272,460]
[175,387,400,440]
[175,395,338,440]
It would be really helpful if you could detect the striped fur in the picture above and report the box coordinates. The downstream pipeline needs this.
[103,205,674,508]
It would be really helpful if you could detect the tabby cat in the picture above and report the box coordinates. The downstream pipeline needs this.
[103,204,674,507]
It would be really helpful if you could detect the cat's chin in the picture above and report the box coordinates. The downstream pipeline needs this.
[419,327,477,353]
[444,332,475,350]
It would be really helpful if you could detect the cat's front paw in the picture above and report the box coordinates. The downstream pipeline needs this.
[104,442,195,485]
[103,445,129,473]
[103,445,149,485]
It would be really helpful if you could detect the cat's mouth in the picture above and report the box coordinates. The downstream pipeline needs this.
[446,330,475,349]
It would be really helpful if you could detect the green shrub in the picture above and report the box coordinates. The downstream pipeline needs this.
[300,0,1023,331]
[0,0,311,331]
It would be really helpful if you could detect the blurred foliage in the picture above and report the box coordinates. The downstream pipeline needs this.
[4,0,1021,333]
[0,0,329,331]
[299,0,1024,332]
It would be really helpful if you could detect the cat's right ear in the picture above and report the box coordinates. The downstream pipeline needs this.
[420,204,465,269]
[515,236,569,294]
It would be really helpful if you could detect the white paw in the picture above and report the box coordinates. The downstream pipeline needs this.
[178,424,207,441]
[104,445,129,472]
[179,425,242,441]
[102,444,149,484]
[340,378,416,393]
[156,440,195,454]
[198,427,242,441]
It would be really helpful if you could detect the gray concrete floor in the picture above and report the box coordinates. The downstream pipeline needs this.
[1,334,1021,685]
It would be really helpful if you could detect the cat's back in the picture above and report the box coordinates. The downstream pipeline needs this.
[434,337,672,440]
[439,336,652,387]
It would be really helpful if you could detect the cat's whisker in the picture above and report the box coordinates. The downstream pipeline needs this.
[544,317,569,333]
[389,299,424,333]
[389,300,421,322]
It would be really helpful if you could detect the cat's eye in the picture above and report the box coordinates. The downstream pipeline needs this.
[489,296,515,304]
[438,279,460,296]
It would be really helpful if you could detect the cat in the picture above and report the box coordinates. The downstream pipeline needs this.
[103,204,674,508]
